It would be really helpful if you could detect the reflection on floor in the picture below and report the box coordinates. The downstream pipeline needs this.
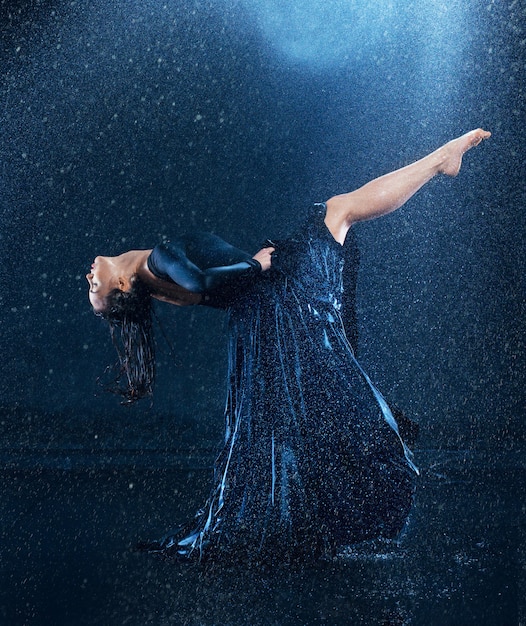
[0,452,523,625]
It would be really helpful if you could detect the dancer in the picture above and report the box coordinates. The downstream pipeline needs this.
[87,129,490,562]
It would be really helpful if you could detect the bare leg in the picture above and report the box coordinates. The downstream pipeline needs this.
[325,128,491,244]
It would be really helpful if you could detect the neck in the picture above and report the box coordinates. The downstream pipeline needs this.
[114,250,152,277]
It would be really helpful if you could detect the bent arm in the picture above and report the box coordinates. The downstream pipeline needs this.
[324,129,490,244]
[147,234,262,294]
[201,259,262,292]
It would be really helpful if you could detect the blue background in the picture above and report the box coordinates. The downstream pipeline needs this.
[1,0,523,449]
[0,2,524,624]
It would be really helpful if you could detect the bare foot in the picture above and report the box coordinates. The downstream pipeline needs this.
[439,128,491,177]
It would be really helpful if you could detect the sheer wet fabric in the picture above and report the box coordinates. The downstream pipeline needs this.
[141,205,418,563]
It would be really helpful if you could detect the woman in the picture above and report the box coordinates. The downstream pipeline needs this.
[87,129,490,562]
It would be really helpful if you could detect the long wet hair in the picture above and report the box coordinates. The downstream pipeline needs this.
[96,277,155,405]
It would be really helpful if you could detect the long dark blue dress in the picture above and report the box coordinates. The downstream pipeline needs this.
[144,204,418,562]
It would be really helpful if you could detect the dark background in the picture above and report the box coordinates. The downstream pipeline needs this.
[0,0,523,447]
[0,2,524,623]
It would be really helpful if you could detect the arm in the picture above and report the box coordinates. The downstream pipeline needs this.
[148,234,264,294]
[324,129,491,244]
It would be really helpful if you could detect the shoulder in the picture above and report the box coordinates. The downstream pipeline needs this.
[146,242,185,281]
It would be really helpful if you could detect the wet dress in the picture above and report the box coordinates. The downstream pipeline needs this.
[142,204,418,563]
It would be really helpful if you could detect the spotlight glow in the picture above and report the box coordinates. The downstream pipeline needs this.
[240,0,466,70]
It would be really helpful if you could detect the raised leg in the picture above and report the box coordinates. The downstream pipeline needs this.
[325,128,491,244]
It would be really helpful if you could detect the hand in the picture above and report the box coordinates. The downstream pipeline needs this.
[252,247,275,272]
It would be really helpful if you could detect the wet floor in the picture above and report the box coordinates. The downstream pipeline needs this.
[0,453,523,625]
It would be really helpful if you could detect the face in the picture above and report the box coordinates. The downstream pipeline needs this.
[86,256,122,313]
